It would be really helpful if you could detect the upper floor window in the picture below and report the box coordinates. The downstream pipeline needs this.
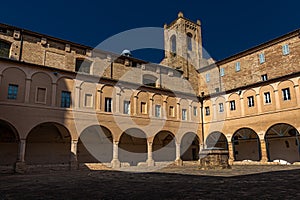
[0,40,11,58]
[193,106,197,116]
[247,96,255,107]
[282,44,290,55]
[264,92,271,104]
[182,109,187,120]
[261,74,268,81]
[220,68,225,77]
[169,106,175,117]
[75,59,92,74]
[85,94,93,107]
[36,87,46,104]
[155,105,161,117]
[143,74,157,87]
[141,102,147,114]
[235,62,241,72]
[219,103,224,112]
[7,84,18,100]
[187,33,193,51]
[205,106,210,116]
[259,53,265,64]
[230,100,236,111]
[124,101,130,114]
[206,73,210,82]
[105,97,112,112]
[282,88,291,101]
[61,91,71,108]
[170,35,176,54]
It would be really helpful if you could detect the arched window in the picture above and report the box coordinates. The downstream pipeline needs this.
[0,40,11,58]
[170,35,176,54]
[187,33,193,51]
[75,58,92,74]
[143,74,157,87]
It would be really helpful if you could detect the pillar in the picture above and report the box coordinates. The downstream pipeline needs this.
[51,83,57,107]
[227,142,234,165]
[70,140,78,170]
[163,100,167,119]
[175,142,183,166]
[149,98,153,117]
[15,139,27,173]
[111,141,121,168]
[24,78,31,103]
[133,96,138,115]
[260,139,268,163]
[116,92,121,113]
[147,141,155,166]
[274,90,281,110]
[176,102,180,120]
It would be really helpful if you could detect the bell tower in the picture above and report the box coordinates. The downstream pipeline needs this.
[160,12,202,79]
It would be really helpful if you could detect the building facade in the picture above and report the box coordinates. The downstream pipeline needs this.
[0,12,300,172]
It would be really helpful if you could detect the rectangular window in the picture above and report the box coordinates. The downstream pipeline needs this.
[219,103,224,112]
[282,88,291,101]
[264,92,271,104]
[259,53,265,64]
[206,73,210,82]
[169,106,175,117]
[261,74,268,81]
[123,101,130,114]
[247,96,255,107]
[61,91,71,108]
[85,94,93,107]
[230,100,236,111]
[141,102,147,114]
[220,68,225,77]
[235,62,241,72]
[282,44,290,55]
[105,97,112,112]
[193,106,197,116]
[182,109,187,120]
[36,87,46,103]
[155,105,161,117]
[205,106,210,116]
[7,84,18,100]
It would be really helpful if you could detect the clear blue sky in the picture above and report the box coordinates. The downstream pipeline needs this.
[1,0,299,62]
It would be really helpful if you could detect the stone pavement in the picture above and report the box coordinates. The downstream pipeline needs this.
[1,165,300,199]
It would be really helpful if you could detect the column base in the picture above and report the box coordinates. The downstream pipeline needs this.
[111,159,121,168]
[175,158,183,166]
[70,161,79,170]
[147,159,155,166]
[14,161,27,174]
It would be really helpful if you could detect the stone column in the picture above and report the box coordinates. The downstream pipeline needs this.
[176,102,180,120]
[51,83,57,107]
[227,142,234,165]
[111,141,121,168]
[147,141,155,166]
[24,78,31,103]
[149,98,153,117]
[15,139,27,173]
[70,140,78,170]
[133,96,138,115]
[260,139,268,163]
[163,100,167,119]
[115,92,121,113]
[175,142,183,166]
[256,94,262,114]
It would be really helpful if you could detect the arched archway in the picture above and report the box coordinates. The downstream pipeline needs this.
[25,122,71,165]
[180,132,199,161]
[206,132,228,150]
[78,125,113,163]
[119,128,147,166]
[153,131,175,162]
[232,128,261,161]
[0,120,19,165]
[265,123,300,163]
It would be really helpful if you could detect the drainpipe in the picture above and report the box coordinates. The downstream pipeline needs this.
[19,29,24,61]
[198,92,205,150]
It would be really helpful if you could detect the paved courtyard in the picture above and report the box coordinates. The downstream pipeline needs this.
[1,165,300,199]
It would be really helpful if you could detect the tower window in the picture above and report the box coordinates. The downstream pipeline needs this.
[247,96,255,107]
[206,73,210,82]
[193,106,197,116]
[187,33,193,51]
[259,53,265,64]
[7,84,18,100]
[261,74,268,81]
[61,91,71,108]
[282,88,291,101]
[235,62,241,72]
[220,68,225,77]
[282,44,290,55]
[0,40,11,58]
[170,35,176,54]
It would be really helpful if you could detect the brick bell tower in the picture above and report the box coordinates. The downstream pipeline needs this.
[160,12,202,79]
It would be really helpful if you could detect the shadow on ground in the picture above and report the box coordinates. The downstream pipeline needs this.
[1,166,300,199]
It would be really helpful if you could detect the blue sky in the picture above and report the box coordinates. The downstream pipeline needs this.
[1,0,299,62]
